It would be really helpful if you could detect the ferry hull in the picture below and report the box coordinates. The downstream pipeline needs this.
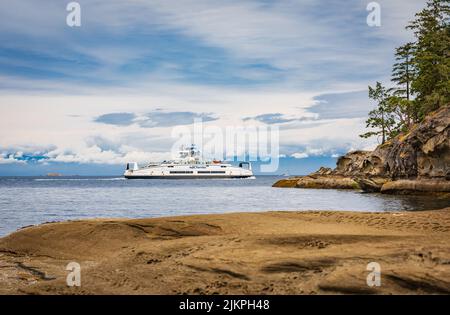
[124,174,253,179]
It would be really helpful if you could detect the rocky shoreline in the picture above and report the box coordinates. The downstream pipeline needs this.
[274,106,450,195]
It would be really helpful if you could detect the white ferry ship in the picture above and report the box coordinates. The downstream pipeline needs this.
[124,145,253,179]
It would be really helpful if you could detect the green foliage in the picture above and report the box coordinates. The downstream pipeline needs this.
[360,82,401,144]
[407,0,450,118]
[392,42,416,101]
[391,42,417,125]
[361,0,449,143]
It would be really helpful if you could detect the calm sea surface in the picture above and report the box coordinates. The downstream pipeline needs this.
[0,176,449,236]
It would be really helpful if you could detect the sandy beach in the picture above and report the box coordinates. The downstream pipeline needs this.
[1,208,450,295]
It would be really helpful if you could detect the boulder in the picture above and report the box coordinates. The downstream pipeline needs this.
[353,177,385,193]
[312,167,333,175]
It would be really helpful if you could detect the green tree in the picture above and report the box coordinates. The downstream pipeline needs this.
[391,42,417,126]
[407,0,450,117]
[362,0,449,144]
[360,82,399,144]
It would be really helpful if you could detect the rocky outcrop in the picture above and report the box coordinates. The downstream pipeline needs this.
[272,177,302,188]
[273,106,450,194]
[386,107,450,179]
[380,179,450,195]
[294,175,359,190]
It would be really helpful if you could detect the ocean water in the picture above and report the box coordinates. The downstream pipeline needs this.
[0,176,449,237]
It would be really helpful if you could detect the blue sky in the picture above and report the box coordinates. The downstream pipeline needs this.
[0,0,426,175]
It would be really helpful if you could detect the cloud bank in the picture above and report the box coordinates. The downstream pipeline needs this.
[0,0,427,173]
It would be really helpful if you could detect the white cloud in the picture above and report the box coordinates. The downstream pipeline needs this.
[0,155,26,165]
[291,152,309,159]
[0,72,384,165]
[0,0,424,168]
[0,0,427,91]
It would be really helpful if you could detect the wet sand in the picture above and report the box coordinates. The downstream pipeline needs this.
[1,208,450,294]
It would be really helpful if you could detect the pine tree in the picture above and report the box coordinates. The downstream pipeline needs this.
[360,82,398,144]
[361,0,450,144]
[407,0,450,117]
[391,42,417,126]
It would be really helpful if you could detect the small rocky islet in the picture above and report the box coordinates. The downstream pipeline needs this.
[274,106,450,195]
